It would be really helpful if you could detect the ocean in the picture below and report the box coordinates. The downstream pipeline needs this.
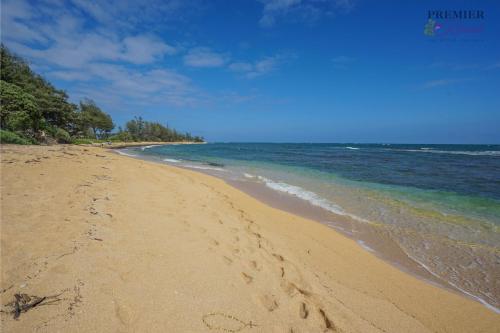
[118,143,500,312]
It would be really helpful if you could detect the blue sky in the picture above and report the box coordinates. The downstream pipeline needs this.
[1,0,499,143]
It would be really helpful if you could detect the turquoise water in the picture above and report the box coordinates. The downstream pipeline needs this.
[121,143,500,311]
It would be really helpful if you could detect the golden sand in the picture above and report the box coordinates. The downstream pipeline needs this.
[1,144,498,332]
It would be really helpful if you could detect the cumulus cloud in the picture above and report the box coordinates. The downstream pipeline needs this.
[69,0,202,28]
[183,47,229,68]
[258,0,355,27]
[7,33,175,68]
[259,0,301,27]
[1,0,199,109]
[0,0,48,43]
[59,64,200,109]
[70,0,112,24]
[1,0,177,68]
[421,78,472,89]
[228,53,295,78]
[1,0,298,111]
[228,62,254,72]
[122,35,177,64]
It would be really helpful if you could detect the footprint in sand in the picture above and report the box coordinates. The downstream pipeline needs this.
[280,280,312,298]
[299,302,308,319]
[223,256,233,265]
[257,294,279,312]
[318,308,336,331]
[241,272,253,284]
[272,253,285,262]
[249,260,260,271]
[114,301,133,327]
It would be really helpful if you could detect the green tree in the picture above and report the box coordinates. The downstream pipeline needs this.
[1,45,77,138]
[125,116,145,140]
[0,80,41,133]
[79,99,114,139]
[0,45,203,144]
[122,117,203,142]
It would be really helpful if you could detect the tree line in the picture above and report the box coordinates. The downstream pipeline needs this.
[0,45,204,144]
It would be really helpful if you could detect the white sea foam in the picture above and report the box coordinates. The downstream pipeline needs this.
[438,150,500,156]
[141,145,160,150]
[243,173,256,178]
[163,158,181,163]
[323,222,354,236]
[400,247,500,314]
[116,150,138,157]
[357,240,375,252]
[345,146,360,150]
[395,149,500,156]
[255,176,371,223]
[183,164,226,172]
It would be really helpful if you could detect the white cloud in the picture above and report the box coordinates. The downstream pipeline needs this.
[334,0,356,12]
[67,64,201,109]
[0,0,48,43]
[251,57,279,77]
[183,47,229,68]
[122,35,177,64]
[19,33,175,68]
[1,0,33,19]
[49,70,93,81]
[423,79,454,88]
[70,0,112,24]
[1,0,203,109]
[421,78,471,89]
[69,0,202,28]
[228,54,295,78]
[258,0,355,27]
[259,0,301,27]
[1,0,296,111]
[1,0,177,68]
[429,61,500,72]
[228,62,253,72]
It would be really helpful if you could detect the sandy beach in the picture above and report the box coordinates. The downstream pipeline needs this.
[1,144,499,332]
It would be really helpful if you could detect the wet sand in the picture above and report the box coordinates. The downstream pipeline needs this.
[1,144,499,332]
[226,179,451,288]
[81,141,204,149]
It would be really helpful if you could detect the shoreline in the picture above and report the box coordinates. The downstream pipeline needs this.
[81,141,205,149]
[114,146,500,313]
[1,144,499,332]
[226,179,500,314]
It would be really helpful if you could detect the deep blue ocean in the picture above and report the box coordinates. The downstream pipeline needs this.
[120,143,500,311]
